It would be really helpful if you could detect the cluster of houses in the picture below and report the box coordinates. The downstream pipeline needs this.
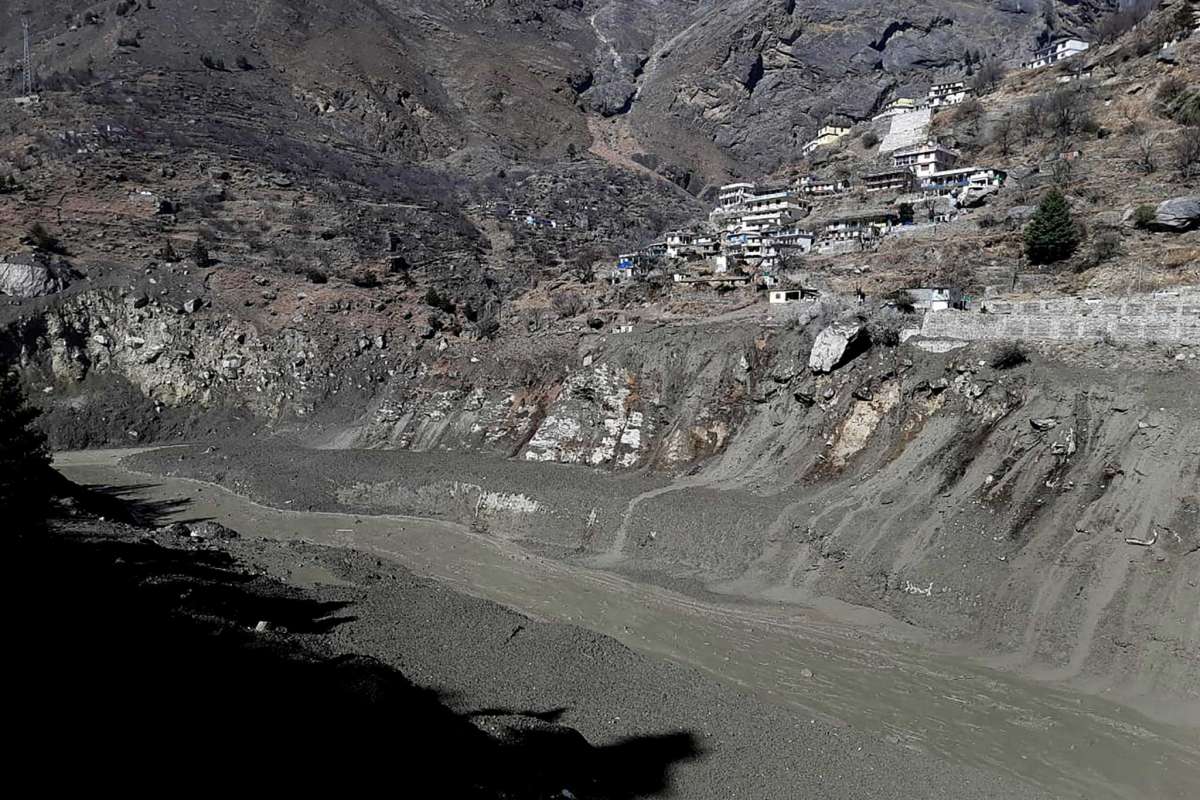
[613,139,1004,287]
[864,141,1005,197]
[609,35,1110,292]
[871,80,973,123]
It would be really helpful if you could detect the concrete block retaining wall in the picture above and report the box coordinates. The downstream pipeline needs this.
[920,296,1200,344]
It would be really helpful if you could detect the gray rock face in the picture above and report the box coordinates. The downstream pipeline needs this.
[1151,197,1200,232]
[583,79,637,116]
[0,254,73,298]
[616,0,1102,179]
[809,322,866,373]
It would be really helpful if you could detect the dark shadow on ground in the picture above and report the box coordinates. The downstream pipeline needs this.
[12,518,701,796]
[65,480,203,526]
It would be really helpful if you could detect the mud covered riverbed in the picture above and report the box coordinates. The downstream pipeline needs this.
[55,448,1200,799]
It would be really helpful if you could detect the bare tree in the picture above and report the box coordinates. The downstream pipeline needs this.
[1021,97,1046,144]
[971,58,1007,93]
[1033,88,1093,140]
[1050,156,1074,189]
[991,114,1014,156]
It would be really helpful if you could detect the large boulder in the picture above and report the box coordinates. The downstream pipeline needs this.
[0,253,74,298]
[809,322,867,374]
[957,184,999,209]
[1151,197,1200,232]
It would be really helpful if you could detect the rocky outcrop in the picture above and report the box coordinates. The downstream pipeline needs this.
[809,322,867,373]
[0,254,74,298]
[1151,196,1200,231]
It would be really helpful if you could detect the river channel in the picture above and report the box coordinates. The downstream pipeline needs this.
[55,449,1199,799]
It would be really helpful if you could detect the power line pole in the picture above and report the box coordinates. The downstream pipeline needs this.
[21,17,34,96]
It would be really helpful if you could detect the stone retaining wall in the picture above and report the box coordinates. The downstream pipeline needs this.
[921,296,1200,343]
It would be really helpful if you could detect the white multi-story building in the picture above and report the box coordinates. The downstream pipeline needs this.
[873,97,918,120]
[712,184,808,233]
[797,176,850,196]
[919,167,1005,196]
[718,182,756,209]
[821,210,899,242]
[926,81,970,109]
[862,169,917,194]
[1022,38,1089,70]
[892,141,959,178]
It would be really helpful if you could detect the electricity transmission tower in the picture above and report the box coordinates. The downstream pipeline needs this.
[21,17,35,95]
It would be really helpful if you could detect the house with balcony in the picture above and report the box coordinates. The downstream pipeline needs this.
[718,182,756,209]
[664,230,695,259]
[892,141,959,178]
[798,175,850,196]
[863,169,917,194]
[919,167,1005,196]
[926,81,970,109]
[802,123,852,155]
[1022,38,1089,70]
[749,227,815,270]
[820,210,900,242]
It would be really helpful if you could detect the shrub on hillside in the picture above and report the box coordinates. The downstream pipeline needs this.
[885,289,916,313]
[863,307,906,347]
[305,269,328,284]
[861,130,880,149]
[1133,204,1157,229]
[0,357,51,526]
[27,223,66,255]
[190,239,211,267]
[1176,126,1200,179]
[424,287,456,314]
[1087,229,1123,268]
[551,290,588,319]
[1024,190,1080,265]
[1155,77,1200,127]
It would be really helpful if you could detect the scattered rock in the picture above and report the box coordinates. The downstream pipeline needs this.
[187,521,240,540]
[0,253,74,298]
[1030,417,1058,431]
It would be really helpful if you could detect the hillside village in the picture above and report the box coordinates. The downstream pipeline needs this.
[603,3,1199,332]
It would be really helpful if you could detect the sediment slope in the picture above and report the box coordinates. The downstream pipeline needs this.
[123,324,1200,724]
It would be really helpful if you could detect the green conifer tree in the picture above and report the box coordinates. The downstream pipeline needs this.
[1024,189,1080,265]
[0,357,51,524]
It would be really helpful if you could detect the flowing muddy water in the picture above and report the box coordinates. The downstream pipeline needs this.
[56,450,1200,799]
